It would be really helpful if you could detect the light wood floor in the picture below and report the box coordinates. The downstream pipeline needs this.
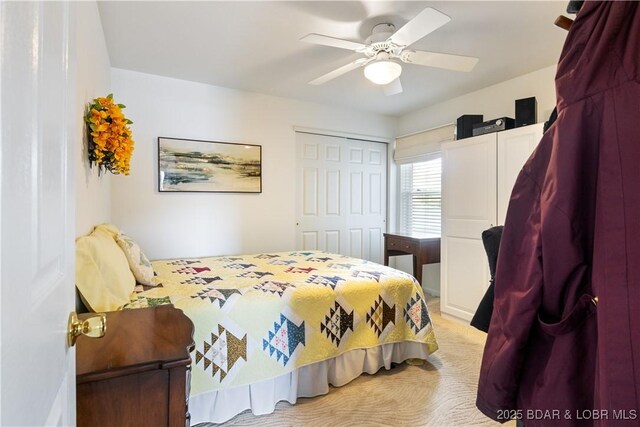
[205,297,512,427]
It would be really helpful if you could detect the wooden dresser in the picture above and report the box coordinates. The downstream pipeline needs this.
[76,305,195,427]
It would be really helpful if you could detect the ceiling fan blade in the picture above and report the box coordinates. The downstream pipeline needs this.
[309,58,369,85]
[402,50,479,72]
[383,78,403,96]
[388,7,451,47]
[301,33,366,51]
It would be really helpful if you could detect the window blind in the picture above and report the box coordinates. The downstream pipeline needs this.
[400,157,442,236]
[394,124,454,163]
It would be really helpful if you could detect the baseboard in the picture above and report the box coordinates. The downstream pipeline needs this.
[423,287,440,297]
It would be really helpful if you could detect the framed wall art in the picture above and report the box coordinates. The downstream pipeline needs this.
[158,137,262,193]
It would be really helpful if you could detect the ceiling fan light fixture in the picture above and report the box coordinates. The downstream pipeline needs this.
[364,60,402,85]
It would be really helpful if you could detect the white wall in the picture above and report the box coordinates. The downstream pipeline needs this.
[110,69,397,260]
[104,62,555,290]
[393,65,557,296]
[398,65,557,136]
[74,2,111,237]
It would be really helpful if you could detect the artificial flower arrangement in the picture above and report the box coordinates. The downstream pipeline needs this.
[84,94,134,175]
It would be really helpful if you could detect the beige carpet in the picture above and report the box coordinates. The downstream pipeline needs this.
[201,297,513,427]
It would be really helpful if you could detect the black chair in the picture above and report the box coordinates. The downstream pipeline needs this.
[470,226,503,332]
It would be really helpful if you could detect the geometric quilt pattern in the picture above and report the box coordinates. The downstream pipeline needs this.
[404,293,431,334]
[320,301,354,346]
[195,324,247,382]
[237,271,274,279]
[285,266,317,274]
[351,269,383,282]
[305,274,344,289]
[253,280,295,297]
[254,254,280,259]
[269,259,297,266]
[307,256,333,262]
[167,259,201,266]
[262,314,305,366]
[327,262,356,270]
[180,276,222,285]
[125,295,172,309]
[193,287,241,307]
[145,296,171,307]
[366,296,395,337]
[224,263,255,270]
[125,250,439,395]
[173,266,211,275]
[215,257,242,263]
[288,251,314,257]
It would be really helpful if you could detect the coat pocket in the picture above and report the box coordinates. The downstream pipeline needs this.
[537,293,597,336]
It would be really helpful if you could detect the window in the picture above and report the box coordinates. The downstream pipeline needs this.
[399,156,442,236]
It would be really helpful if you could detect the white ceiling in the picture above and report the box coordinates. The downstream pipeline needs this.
[98,1,568,117]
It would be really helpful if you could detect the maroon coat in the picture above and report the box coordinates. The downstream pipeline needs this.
[477,2,640,426]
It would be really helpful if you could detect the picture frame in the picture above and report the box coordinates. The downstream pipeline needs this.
[158,137,262,193]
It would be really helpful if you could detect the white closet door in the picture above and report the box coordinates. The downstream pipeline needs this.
[296,132,387,263]
[497,123,544,224]
[441,134,497,321]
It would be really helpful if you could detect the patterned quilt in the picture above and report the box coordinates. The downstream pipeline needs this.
[125,251,438,395]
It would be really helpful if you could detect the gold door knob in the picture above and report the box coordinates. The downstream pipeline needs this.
[67,311,107,347]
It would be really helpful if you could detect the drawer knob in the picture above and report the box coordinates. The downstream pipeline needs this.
[68,311,107,347]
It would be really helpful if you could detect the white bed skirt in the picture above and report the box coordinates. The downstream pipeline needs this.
[189,341,430,425]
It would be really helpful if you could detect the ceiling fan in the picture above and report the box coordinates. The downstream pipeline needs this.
[301,7,479,96]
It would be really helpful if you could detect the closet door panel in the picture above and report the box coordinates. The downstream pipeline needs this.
[296,133,387,263]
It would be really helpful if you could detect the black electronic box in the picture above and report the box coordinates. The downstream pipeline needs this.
[472,117,515,136]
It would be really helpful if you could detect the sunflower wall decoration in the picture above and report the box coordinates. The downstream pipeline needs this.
[84,94,134,175]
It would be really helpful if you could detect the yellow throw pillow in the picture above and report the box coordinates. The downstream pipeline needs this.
[93,223,120,237]
[76,227,136,312]
[115,233,156,286]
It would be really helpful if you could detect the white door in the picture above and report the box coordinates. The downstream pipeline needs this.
[1,2,76,425]
[497,123,544,224]
[295,132,387,263]
[441,134,497,321]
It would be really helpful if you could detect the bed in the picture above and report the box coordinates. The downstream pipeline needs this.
[122,250,438,424]
[76,226,439,422]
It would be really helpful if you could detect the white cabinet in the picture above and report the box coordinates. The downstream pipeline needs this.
[497,124,544,224]
[440,124,544,321]
[441,134,497,321]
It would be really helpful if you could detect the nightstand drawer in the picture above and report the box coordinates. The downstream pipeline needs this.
[386,237,418,253]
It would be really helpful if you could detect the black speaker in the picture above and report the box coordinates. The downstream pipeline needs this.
[515,97,537,127]
[457,114,483,140]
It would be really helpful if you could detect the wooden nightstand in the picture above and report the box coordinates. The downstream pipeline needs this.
[76,305,195,427]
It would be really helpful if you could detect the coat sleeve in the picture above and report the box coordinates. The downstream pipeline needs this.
[476,170,543,421]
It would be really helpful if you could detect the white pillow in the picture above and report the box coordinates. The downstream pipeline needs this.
[115,233,156,286]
